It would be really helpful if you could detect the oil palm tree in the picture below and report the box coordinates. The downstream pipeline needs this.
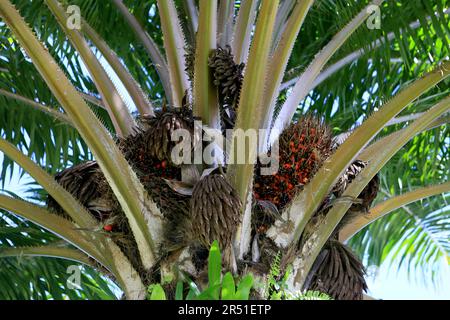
[0,0,448,300]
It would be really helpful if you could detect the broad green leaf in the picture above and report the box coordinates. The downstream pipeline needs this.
[175,281,184,301]
[148,284,167,300]
[235,274,254,300]
[221,272,236,300]
[208,240,222,299]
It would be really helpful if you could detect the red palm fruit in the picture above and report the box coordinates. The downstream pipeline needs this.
[254,116,333,210]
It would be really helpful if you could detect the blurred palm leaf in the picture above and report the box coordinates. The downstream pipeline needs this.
[0,207,119,299]
[349,127,449,284]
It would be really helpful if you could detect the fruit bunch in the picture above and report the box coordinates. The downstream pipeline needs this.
[254,116,333,209]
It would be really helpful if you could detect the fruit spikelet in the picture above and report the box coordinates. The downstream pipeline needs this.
[190,174,242,270]
[306,240,368,300]
[208,46,244,132]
